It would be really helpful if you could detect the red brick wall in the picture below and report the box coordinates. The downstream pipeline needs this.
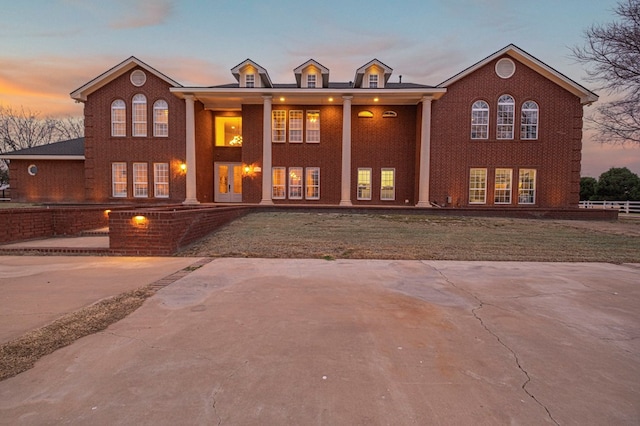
[83,66,186,203]
[109,206,248,255]
[430,55,584,208]
[351,105,417,205]
[8,160,85,203]
[241,105,264,203]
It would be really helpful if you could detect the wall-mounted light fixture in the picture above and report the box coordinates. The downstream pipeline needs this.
[179,162,187,172]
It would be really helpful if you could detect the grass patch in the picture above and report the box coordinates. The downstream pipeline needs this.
[178,212,640,263]
[0,286,154,381]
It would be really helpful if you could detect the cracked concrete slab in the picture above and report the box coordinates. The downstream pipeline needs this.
[0,259,638,425]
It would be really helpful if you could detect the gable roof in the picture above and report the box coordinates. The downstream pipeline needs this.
[293,59,330,88]
[438,44,598,105]
[70,57,182,102]
[230,59,273,88]
[0,137,85,160]
[354,59,393,87]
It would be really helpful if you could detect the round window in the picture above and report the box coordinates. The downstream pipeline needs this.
[495,58,516,79]
[130,69,147,87]
[28,164,38,176]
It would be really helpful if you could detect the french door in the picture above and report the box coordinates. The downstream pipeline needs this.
[214,162,242,202]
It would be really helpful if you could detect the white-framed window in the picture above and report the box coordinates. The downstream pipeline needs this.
[245,73,255,88]
[133,162,148,198]
[153,100,168,137]
[471,100,489,139]
[272,167,286,199]
[521,101,539,140]
[306,167,320,200]
[494,168,512,204]
[111,99,126,137]
[518,169,537,204]
[289,110,303,143]
[306,110,320,143]
[469,168,487,204]
[154,163,169,198]
[307,74,316,88]
[272,110,286,143]
[132,94,147,137]
[288,167,303,199]
[112,162,127,197]
[369,74,378,88]
[357,168,372,200]
[380,168,395,201]
[497,94,515,139]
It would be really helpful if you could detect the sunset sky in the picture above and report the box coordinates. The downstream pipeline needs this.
[1,0,638,177]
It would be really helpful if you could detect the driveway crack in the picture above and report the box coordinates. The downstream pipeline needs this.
[429,264,559,425]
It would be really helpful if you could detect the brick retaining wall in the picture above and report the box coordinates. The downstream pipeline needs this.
[108,206,249,255]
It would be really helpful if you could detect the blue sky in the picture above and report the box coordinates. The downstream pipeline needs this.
[1,0,637,177]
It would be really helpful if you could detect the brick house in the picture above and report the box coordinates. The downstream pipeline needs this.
[2,44,597,208]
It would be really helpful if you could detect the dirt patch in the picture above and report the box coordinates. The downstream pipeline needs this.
[178,212,640,263]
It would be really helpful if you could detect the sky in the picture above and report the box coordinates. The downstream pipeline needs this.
[0,0,638,178]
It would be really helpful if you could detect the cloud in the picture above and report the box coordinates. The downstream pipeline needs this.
[109,0,173,29]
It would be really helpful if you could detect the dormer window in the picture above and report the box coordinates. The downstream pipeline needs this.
[245,74,255,88]
[307,74,316,88]
[369,74,378,88]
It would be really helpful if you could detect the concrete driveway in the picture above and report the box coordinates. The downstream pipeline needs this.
[0,258,638,425]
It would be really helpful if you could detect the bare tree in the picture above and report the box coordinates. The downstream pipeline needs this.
[572,0,640,144]
[0,105,84,154]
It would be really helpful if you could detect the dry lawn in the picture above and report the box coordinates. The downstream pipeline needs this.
[179,212,640,263]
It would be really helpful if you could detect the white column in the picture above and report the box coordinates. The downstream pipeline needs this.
[183,95,199,205]
[339,96,353,206]
[260,96,273,205]
[416,96,432,207]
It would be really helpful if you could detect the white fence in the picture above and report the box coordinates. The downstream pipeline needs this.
[579,200,640,214]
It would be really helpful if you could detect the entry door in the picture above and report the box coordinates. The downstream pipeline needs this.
[214,163,242,202]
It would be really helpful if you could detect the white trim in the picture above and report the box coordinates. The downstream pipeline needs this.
[438,44,598,105]
[0,155,84,160]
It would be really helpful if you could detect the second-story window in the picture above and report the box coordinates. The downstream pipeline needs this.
[153,100,168,137]
[272,110,286,143]
[471,100,489,139]
[521,101,539,140]
[111,99,126,137]
[306,110,320,143]
[132,94,147,137]
[497,94,515,139]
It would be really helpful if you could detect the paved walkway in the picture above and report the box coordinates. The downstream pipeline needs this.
[0,257,638,425]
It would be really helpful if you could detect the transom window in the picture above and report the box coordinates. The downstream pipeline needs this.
[289,110,303,143]
[521,101,539,140]
[154,163,169,198]
[288,167,303,199]
[272,110,286,143]
[518,169,537,204]
[132,94,147,137]
[380,168,395,201]
[133,163,148,197]
[357,168,372,200]
[272,167,286,199]
[306,111,320,143]
[494,168,512,204]
[153,100,168,137]
[111,99,126,137]
[497,95,515,139]
[471,100,489,139]
[469,168,487,204]
[112,162,127,197]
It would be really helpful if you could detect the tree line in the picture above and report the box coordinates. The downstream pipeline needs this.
[581,167,640,201]
[0,106,84,186]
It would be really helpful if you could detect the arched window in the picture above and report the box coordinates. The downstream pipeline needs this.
[132,94,147,137]
[153,100,169,137]
[521,101,539,140]
[497,95,515,139]
[471,100,489,139]
[111,99,126,137]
